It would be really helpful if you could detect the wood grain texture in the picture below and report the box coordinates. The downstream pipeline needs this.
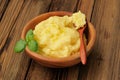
[49,0,78,12]
[0,0,10,20]
[0,0,24,53]
[0,0,51,80]
[77,0,95,21]
[78,0,120,80]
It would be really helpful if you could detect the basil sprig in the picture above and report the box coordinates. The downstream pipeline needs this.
[14,39,26,53]
[14,29,38,53]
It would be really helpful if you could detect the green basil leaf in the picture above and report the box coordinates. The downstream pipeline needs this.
[26,29,34,42]
[14,39,26,53]
[28,40,38,52]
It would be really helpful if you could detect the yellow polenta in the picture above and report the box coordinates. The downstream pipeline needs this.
[33,11,86,58]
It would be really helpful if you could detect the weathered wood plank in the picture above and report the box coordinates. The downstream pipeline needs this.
[78,0,120,80]
[77,0,94,21]
[0,0,10,21]
[0,0,51,80]
[25,0,95,80]
[0,0,24,52]
[49,0,78,12]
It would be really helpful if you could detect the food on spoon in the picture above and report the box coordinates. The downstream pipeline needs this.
[33,11,86,58]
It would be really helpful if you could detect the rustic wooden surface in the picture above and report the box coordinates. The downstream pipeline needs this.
[0,0,120,80]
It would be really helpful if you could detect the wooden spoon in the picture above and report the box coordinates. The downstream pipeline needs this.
[78,25,86,65]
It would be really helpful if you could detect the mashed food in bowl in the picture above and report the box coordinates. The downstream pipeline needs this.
[33,11,86,58]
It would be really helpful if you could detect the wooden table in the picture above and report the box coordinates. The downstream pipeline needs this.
[0,0,120,80]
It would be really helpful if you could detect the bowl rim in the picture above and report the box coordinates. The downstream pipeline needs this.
[21,11,96,63]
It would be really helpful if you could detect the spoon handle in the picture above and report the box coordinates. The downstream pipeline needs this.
[78,27,87,65]
[80,34,86,64]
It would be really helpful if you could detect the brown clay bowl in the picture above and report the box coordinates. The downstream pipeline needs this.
[21,11,96,68]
